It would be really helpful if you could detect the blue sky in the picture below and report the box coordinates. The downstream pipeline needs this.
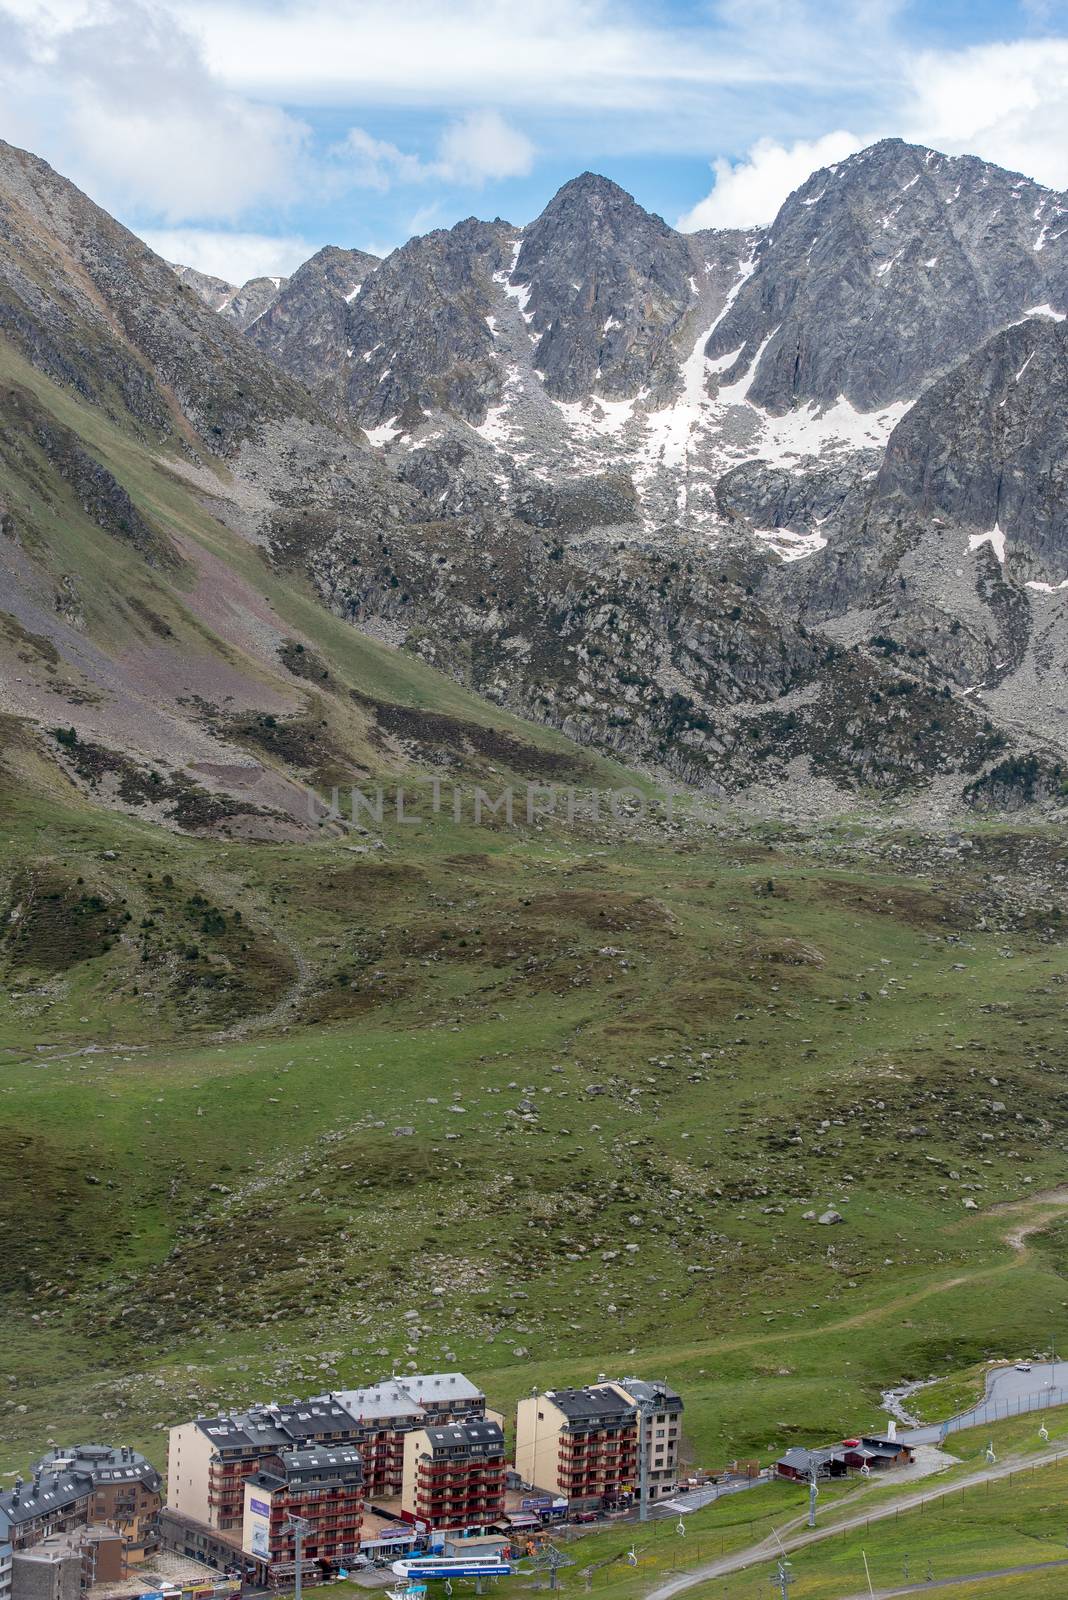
[3,0,1068,281]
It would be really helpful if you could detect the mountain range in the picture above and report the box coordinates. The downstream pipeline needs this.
[1,131,1067,829]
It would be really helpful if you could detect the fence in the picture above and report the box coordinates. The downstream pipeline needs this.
[933,1381,1068,1439]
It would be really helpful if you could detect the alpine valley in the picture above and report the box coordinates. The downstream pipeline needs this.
[3,128,1068,1493]
[2,133,1068,818]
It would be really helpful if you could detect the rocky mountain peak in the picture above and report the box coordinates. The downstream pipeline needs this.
[512,172,697,403]
[244,244,379,411]
[341,217,516,427]
[533,170,645,215]
[704,137,1068,416]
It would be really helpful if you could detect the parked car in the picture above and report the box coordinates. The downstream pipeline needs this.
[572,1511,599,1524]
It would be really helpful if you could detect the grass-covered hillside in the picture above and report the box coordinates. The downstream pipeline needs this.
[3,764,1068,1478]
[2,139,1068,1511]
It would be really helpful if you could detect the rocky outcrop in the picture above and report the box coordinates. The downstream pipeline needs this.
[0,381,180,568]
[706,138,1068,413]
[219,275,287,331]
[512,172,698,404]
[343,219,514,427]
[246,247,379,410]
[170,262,235,311]
[872,314,1068,584]
[174,263,289,329]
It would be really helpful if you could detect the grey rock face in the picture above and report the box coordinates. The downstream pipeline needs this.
[172,263,288,329]
[219,275,288,331]
[873,314,1068,583]
[706,138,1068,414]
[169,262,235,310]
[716,453,880,535]
[0,139,321,454]
[246,246,379,410]
[512,172,699,404]
[5,129,1067,813]
[344,218,515,426]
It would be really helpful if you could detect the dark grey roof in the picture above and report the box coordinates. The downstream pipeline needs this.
[422,1421,504,1455]
[247,1471,286,1493]
[548,1388,636,1425]
[0,1474,89,1526]
[281,1446,364,1477]
[196,1398,355,1450]
[776,1447,835,1472]
[32,1446,161,1493]
[192,1371,485,1454]
[0,1445,162,1526]
[197,1415,288,1450]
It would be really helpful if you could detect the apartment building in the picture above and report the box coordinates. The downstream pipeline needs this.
[319,1382,429,1500]
[595,1380,684,1503]
[0,1447,162,1566]
[9,1542,82,1600]
[514,1388,639,1511]
[0,1509,11,1600]
[400,1422,506,1532]
[169,1373,489,1530]
[168,1397,360,1532]
[241,1447,364,1583]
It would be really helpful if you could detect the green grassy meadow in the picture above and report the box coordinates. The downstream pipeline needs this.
[3,774,1068,1483]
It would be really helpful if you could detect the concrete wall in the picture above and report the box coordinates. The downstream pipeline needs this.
[400,1431,429,1519]
[168,1425,214,1524]
[513,1397,564,1495]
[10,1550,80,1600]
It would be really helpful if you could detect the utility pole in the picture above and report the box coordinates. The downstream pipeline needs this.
[772,1558,793,1600]
[286,1515,311,1600]
[529,1386,542,1495]
[807,1466,818,1528]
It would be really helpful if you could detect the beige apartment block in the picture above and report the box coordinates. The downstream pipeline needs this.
[514,1388,638,1510]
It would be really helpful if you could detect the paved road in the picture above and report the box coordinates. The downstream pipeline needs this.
[653,1478,764,1518]
[836,1554,1068,1596]
[900,1360,1068,1445]
[644,1446,1068,1600]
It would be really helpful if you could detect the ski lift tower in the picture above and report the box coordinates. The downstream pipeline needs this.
[285,1515,312,1600]
[525,1543,575,1592]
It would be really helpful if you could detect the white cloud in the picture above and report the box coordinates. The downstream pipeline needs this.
[137,227,317,283]
[678,131,864,230]
[901,38,1068,189]
[173,0,903,119]
[334,109,534,193]
[335,126,434,191]
[0,0,309,222]
[437,110,535,183]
